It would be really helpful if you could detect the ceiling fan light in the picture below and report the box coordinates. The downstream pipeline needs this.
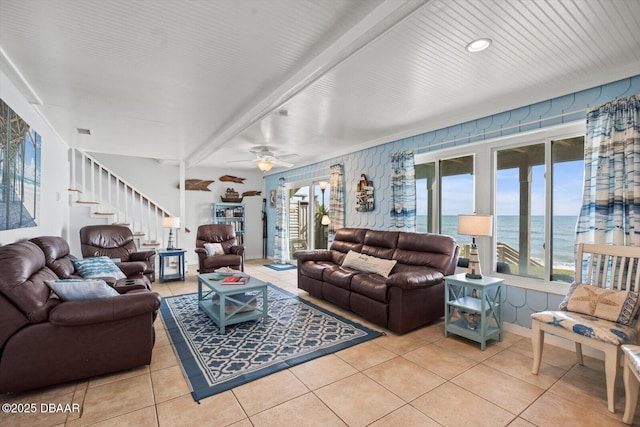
[257,160,274,172]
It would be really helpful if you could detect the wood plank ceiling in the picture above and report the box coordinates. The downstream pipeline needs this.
[1,0,639,171]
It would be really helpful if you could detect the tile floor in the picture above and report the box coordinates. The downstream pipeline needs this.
[1,258,638,426]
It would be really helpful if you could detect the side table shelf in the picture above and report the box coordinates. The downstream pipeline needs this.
[158,249,186,282]
[444,273,504,351]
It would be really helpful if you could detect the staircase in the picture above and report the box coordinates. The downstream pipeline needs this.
[68,148,176,253]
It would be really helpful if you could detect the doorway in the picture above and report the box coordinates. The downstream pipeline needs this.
[288,180,330,254]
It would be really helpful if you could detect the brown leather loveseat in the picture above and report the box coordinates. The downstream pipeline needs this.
[295,228,459,334]
[0,238,161,393]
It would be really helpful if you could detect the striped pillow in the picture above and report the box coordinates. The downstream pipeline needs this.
[72,256,126,280]
[46,279,119,301]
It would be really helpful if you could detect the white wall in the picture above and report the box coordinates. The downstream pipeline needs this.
[90,153,266,265]
[0,70,70,245]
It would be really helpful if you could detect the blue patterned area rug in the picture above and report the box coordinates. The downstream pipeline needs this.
[160,284,381,401]
[264,263,296,271]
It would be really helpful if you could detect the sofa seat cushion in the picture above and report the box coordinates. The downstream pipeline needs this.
[531,310,637,345]
[202,254,243,270]
[300,260,337,281]
[323,266,360,290]
[351,274,388,303]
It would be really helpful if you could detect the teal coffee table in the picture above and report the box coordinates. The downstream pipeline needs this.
[197,272,268,334]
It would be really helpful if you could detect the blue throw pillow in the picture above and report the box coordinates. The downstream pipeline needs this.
[45,279,119,301]
[72,256,127,280]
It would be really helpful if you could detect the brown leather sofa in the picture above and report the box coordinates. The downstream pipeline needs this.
[295,228,459,334]
[0,238,161,393]
[80,225,156,282]
[195,224,245,273]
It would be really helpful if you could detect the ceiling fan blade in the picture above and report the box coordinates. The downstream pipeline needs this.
[272,158,294,167]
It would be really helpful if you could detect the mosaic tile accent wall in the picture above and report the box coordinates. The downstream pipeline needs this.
[266,75,640,328]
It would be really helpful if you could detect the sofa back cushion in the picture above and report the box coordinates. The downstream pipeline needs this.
[393,232,458,274]
[361,230,398,260]
[329,228,367,264]
[0,241,60,323]
[80,225,138,261]
[30,236,77,279]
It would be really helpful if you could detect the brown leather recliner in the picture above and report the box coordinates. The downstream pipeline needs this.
[195,224,245,273]
[80,225,156,282]
[0,240,161,393]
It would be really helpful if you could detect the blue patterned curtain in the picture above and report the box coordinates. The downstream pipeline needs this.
[328,164,344,245]
[576,95,640,245]
[390,150,416,231]
[273,178,290,264]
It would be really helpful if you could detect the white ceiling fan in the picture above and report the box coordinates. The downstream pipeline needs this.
[230,145,298,171]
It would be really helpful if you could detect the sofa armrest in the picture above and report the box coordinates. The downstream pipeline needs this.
[386,271,444,290]
[116,261,147,277]
[48,292,161,326]
[230,245,245,256]
[293,250,333,262]
[130,250,156,262]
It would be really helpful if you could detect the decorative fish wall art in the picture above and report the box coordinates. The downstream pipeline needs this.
[180,179,214,191]
[219,175,246,183]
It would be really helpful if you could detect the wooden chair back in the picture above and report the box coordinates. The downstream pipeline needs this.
[576,243,640,294]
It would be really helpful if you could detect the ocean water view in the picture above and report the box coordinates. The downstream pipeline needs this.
[418,215,578,268]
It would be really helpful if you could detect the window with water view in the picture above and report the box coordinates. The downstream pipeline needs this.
[416,135,584,284]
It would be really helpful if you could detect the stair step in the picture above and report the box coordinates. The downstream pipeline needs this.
[142,241,161,247]
[133,232,145,237]
[112,222,130,226]
[68,188,82,193]
[93,212,115,216]
[76,200,99,205]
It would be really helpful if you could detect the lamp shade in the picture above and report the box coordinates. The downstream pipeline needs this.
[458,214,492,237]
[321,214,330,225]
[162,217,180,229]
[257,160,274,172]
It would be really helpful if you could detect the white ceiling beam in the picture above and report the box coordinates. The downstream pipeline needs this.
[185,0,432,168]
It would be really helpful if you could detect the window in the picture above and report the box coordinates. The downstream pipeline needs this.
[495,137,584,282]
[415,155,474,243]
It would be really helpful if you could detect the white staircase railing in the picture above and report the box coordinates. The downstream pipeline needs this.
[69,148,176,247]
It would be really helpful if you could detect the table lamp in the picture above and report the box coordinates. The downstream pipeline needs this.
[162,217,180,250]
[458,214,493,279]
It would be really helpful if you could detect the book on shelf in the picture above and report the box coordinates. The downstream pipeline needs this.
[221,275,250,285]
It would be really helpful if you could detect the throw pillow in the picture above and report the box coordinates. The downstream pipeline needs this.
[204,243,225,256]
[342,250,397,278]
[560,282,640,325]
[45,279,119,301]
[72,256,127,280]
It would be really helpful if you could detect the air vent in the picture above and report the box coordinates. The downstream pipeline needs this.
[77,128,91,135]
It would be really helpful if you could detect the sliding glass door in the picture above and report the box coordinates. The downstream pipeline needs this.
[288,180,330,253]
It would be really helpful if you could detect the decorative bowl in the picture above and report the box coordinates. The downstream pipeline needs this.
[214,267,237,276]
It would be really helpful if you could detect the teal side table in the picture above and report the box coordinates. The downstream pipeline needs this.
[158,249,186,282]
[444,273,504,351]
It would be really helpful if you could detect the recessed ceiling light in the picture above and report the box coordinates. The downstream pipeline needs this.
[77,128,91,135]
[466,38,492,53]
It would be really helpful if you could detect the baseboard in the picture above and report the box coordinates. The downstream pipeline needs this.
[503,322,605,361]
